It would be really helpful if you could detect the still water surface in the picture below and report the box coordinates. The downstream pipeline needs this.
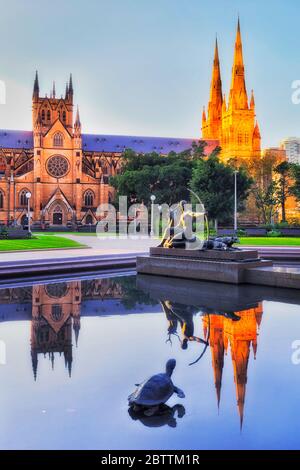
[0,273,300,450]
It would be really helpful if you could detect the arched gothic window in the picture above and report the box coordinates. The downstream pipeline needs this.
[84,190,94,207]
[47,110,51,121]
[0,157,5,175]
[53,133,63,147]
[41,110,45,121]
[20,189,28,207]
[62,111,66,123]
[0,191,3,209]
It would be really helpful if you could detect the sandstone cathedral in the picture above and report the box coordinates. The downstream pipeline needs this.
[0,19,261,229]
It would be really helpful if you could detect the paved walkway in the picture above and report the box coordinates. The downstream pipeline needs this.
[0,235,156,262]
[0,234,299,264]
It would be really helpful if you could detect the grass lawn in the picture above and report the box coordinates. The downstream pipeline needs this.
[239,237,300,246]
[0,234,86,252]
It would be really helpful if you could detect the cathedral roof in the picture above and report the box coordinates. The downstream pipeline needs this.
[0,130,33,149]
[0,129,218,155]
[82,134,218,155]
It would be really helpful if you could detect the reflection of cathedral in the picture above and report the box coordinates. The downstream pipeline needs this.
[203,304,263,428]
[30,278,124,379]
[31,281,81,380]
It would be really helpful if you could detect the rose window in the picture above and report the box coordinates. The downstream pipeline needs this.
[47,155,69,178]
[46,283,68,299]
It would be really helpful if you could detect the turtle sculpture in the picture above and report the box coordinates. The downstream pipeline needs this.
[128,358,185,416]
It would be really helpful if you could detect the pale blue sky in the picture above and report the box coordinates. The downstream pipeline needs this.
[0,0,299,147]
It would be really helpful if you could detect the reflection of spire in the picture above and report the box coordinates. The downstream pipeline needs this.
[231,340,250,430]
[31,349,38,381]
[73,317,81,347]
[204,304,264,429]
[64,349,73,377]
[254,303,263,328]
[224,306,263,430]
[204,315,225,410]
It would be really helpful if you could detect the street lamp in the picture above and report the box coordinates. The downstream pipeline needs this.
[25,191,32,235]
[234,171,238,234]
[150,194,156,237]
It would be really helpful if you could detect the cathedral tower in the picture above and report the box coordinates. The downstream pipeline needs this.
[202,19,261,162]
[31,73,83,228]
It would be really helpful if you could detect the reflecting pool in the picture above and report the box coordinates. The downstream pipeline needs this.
[0,273,300,450]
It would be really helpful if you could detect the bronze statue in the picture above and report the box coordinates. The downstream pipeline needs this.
[158,200,204,250]
[158,200,239,251]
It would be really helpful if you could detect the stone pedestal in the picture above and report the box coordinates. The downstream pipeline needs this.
[136,248,273,285]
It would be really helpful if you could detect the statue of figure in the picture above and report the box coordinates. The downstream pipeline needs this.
[158,200,204,250]
[158,200,240,251]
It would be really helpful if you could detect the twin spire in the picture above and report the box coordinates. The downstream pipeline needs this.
[32,71,74,100]
[204,18,254,119]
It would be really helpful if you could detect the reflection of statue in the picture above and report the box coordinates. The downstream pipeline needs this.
[158,200,204,249]
[128,404,185,428]
[161,301,208,350]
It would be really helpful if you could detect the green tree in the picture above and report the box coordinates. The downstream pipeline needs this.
[251,181,278,225]
[274,161,292,223]
[190,155,253,228]
[290,164,300,202]
[110,145,207,206]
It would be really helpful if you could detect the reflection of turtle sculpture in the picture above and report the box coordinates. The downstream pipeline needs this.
[128,359,185,416]
[128,404,185,428]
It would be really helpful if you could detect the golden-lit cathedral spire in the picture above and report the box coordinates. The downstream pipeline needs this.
[202,106,207,126]
[210,38,223,111]
[250,89,255,110]
[202,18,261,162]
[228,18,248,111]
[202,38,223,141]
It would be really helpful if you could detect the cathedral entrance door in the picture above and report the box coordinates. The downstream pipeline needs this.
[53,207,63,225]
[53,212,62,225]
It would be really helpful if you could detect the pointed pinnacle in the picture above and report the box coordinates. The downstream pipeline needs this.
[69,73,73,94]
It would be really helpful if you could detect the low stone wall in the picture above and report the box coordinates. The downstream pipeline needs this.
[0,227,29,239]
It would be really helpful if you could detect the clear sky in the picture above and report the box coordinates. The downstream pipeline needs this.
[0,0,299,148]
